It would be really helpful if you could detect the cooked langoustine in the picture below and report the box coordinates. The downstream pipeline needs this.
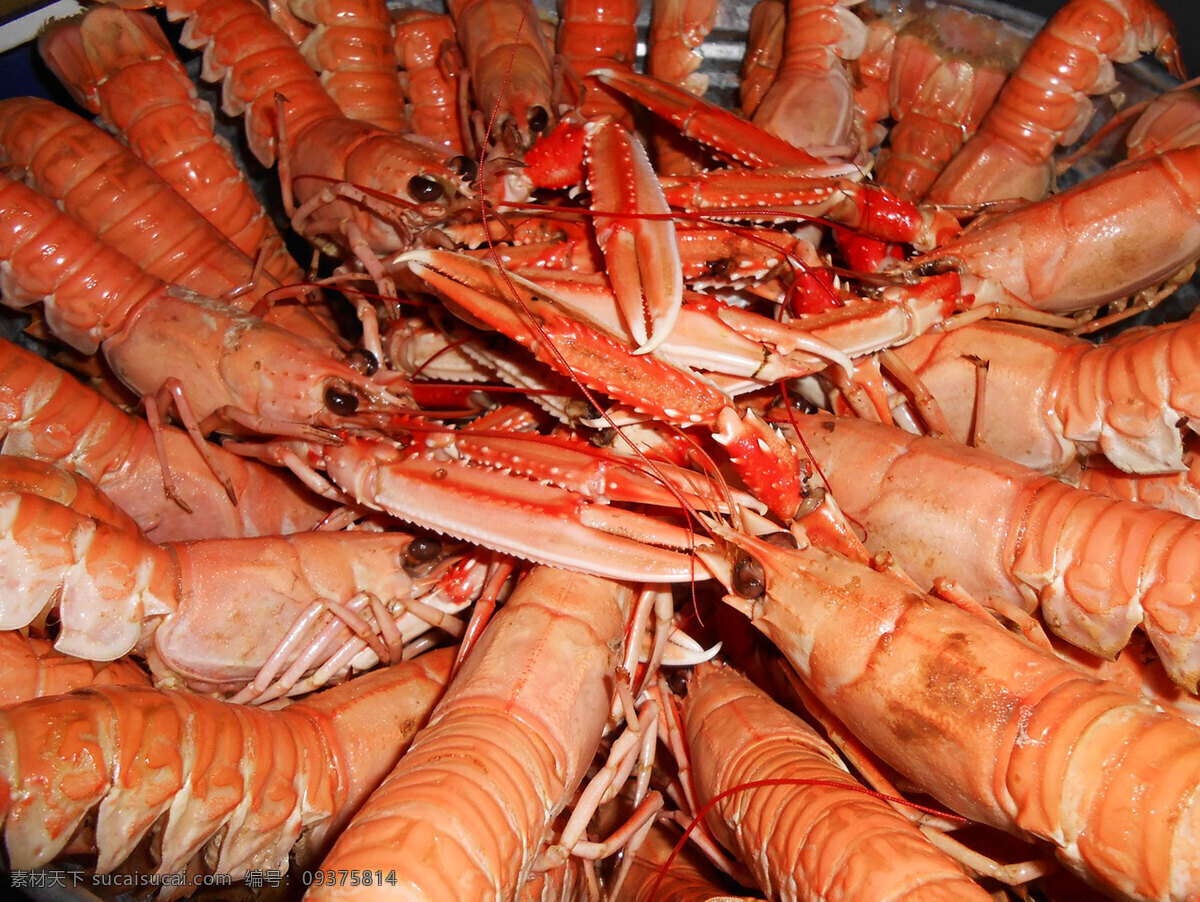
[0,96,282,311]
[2,0,1200,899]
[556,0,640,126]
[750,0,869,160]
[874,5,1026,201]
[914,143,1200,316]
[927,0,1183,204]
[0,454,141,535]
[0,338,334,542]
[0,648,452,883]
[646,0,719,174]
[118,0,470,254]
[699,525,1200,902]
[38,6,301,286]
[789,410,1200,690]
[680,660,992,901]
[878,317,1200,476]
[615,819,760,901]
[392,7,465,153]
[0,169,400,449]
[308,566,636,900]
[739,0,785,118]
[286,0,406,133]
[448,0,556,148]
[0,486,479,696]
[0,632,151,708]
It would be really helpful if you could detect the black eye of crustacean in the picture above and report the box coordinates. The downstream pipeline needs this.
[448,155,478,182]
[528,106,550,134]
[405,536,443,569]
[732,553,767,599]
[408,174,444,202]
[761,531,799,550]
[324,381,361,416]
[345,348,379,377]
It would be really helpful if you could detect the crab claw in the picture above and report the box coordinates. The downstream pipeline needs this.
[400,248,731,425]
[321,436,707,583]
[591,67,828,171]
[713,407,804,520]
[449,431,763,515]
[584,118,683,354]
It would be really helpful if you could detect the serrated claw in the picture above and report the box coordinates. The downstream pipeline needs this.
[320,436,708,583]
[584,119,682,354]
[399,248,731,424]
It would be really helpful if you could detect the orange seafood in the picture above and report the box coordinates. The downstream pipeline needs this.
[0,648,452,879]
[616,819,759,901]
[392,8,465,153]
[681,661,992,901]
[790,411,1200,689]
[309,567,637,900]
[1,1,1199,899]
[0,338,334,542]
[0,96,286,312]
[38,6,302,287]
[880,316,1200,476]
[700,525,1200,902]
[556,0,640,126]
[448,0,556,147]
[0,170,400,455]
[646,0,719,173]
[0,487,477,696]
[750,0,869,159]
[0,455,141,535]
[1126,86,1200,157]
[927,0,1184,204]
[914,142,1200,316]
[287,0,406,133]
[874,5,1026,201]
[117,0,468,254]
[739,0,786,117]
[0,632,151,708]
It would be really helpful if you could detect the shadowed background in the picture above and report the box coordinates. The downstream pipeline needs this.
[1,0,1198,101]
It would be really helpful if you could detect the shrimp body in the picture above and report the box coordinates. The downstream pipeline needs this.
[751,0,868,159]
[886,316,1200,477]
[793,412,1200,690]
[0,633,150,708]
[916,143,1200,315]
[0,172,394,438]
[0,339,333,542]
[682,661,991,901]
[702,529,1200,902]
[39,6,301,285]
[448,0,556,147]
[927,0,1183,204]
[309,567,632,900]
[289,0,406,132]
[117,0,465,253]
[0,649,451,876]
[393,9,464,153]
[0,97,280,309]
[0,488,467,695]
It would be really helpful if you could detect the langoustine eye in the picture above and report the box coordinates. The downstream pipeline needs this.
[732,553,766,599]
[408,174,444,202]
[404,536,443,570]
[345,348,379,377]
[527,106,550,134]
[323,381,361,415]
[448,155,478,181]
